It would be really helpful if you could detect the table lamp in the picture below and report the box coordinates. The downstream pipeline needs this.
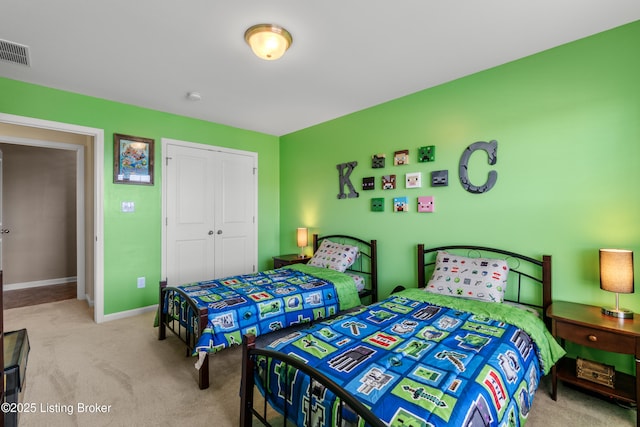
[297,228,308,258]
[599,248,634,319]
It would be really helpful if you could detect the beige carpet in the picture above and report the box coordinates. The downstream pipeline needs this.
[3,299,636,426]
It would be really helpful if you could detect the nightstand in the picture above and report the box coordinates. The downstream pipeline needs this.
[273,254,310,269]
[547,300,640,425]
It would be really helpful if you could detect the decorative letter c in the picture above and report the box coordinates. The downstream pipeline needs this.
[459,140,498,194]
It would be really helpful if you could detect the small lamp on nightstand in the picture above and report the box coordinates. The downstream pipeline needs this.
[599,248,634,319]
[297,227,308,258]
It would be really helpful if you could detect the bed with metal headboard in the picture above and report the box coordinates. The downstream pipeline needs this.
[313,234,378,304]
[158,233,378,390]
[240,243,563,427]
[417,244,552,328]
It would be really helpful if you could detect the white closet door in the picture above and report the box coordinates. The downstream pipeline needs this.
[214,151,256,278]
[165,142,256,285]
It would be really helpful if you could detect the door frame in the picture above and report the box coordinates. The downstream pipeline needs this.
[161,137,258,283]
[0,113,105,323]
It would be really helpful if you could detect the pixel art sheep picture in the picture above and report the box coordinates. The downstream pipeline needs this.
[406,172,421,188]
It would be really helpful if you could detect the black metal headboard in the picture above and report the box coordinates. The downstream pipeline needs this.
[313,234,378,303]
[417,244,552,327]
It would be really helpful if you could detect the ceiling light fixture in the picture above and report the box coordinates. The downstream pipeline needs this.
[244,24,292,61]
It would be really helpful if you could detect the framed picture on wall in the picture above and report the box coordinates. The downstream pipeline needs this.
[113,133,154,185]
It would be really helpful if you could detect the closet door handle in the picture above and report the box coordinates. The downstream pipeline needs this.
[0,228,9,234]
[208,230,214,235]
[217,230,223,235]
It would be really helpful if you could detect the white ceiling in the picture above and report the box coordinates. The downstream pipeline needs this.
[1,1,639,136]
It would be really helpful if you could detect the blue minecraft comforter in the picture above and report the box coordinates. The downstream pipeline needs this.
[255,288,565,426]
[164,264,361,354]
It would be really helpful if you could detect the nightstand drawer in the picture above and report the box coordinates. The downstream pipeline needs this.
[556,322,635,353]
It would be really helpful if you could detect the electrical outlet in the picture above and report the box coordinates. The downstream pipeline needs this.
[137,277,145,288]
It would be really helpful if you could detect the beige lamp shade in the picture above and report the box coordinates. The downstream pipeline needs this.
[600,249,634,293]
[297,228,308,248]
[244,24,292,60]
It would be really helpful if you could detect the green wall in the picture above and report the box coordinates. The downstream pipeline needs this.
[279,22,640,370]
[0,79,280,315]
[1,20,638,371]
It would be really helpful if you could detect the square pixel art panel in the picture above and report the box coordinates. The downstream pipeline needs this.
[418,145,436,162]
[431,170,448,187]
[394,149,409,166]
[362,176,375,190]
[382,175,396,190]
[372,154,386,168]
[393,196,409,212]
[405,172,421,188]
[417,196,434,212]
[371,198,384,212]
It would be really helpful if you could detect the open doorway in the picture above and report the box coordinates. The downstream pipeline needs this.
[0,143,78,308]
[0,113,105,323]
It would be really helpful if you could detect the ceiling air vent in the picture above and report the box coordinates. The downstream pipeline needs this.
[0,39,31,67]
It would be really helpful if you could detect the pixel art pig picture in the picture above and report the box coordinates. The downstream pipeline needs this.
[417,196,434,212]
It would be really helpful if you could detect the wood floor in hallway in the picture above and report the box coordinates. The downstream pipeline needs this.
[3,282,77,309]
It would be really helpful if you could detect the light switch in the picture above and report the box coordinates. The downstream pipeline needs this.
[121,201,135,212]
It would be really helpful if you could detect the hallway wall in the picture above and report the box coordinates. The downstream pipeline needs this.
[0,143,76,286]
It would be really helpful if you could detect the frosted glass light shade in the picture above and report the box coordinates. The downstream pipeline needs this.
[244,24,292,60]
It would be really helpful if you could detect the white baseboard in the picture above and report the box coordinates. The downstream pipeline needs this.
[3,276,77,291]
[102,304,157,322]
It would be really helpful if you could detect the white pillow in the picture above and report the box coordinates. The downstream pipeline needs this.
[426,251,509,303]
[307,239,359,273]
[345,273,366,292]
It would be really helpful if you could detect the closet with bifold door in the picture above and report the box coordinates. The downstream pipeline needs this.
[164,140,258,286]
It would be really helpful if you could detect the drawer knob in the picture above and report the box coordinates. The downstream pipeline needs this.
[588,334,598,342]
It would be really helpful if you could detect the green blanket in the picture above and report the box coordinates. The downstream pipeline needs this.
[395,288,566,374]
[285,263,362,311]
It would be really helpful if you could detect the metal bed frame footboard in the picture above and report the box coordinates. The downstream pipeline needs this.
[158,281,210,389]
[240,334,386,427]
